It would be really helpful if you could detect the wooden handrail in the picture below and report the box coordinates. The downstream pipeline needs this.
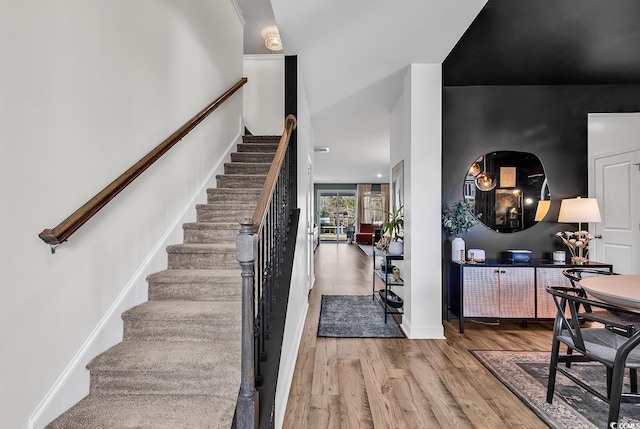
[39,77,248,249]
[251,114,297,233]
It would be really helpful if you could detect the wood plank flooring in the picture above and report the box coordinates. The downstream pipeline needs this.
[283,242,553,428]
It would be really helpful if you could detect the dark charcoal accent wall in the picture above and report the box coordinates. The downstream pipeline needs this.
[441,84,640,319]
[443,84,640,262]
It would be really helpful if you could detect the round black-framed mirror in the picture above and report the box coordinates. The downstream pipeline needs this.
[463,151,550,233]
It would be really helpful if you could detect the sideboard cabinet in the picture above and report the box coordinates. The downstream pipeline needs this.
[447,260,613,332]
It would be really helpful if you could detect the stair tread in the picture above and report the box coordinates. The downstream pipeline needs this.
[88,341,240,372]
[224,162,272,166]
[46,393,236,429]
[166,243,236,253]
[147,269,241,282]
[196,202,256,208]
[183,221,242,229]
[124,301,241,321]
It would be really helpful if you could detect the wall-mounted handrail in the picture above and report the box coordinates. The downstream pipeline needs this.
[251,114,297,233]
[39,77,248,251]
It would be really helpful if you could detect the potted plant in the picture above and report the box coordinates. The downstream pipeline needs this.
[441,199,480,261]
[383,205,404,255]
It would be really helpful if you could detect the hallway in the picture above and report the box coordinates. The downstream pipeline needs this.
[282,242,551,428]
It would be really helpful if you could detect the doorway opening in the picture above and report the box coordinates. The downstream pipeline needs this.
[317,191,356,243]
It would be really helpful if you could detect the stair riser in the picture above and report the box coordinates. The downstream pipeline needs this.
[224,163,271,175]
[216,176,266,188]
[183,227,238,244]
[168,252,239,270]
[123,320,241,342]
[230,152,274,163]
[196,208,254,223]
[148,281,241,301]
[90,370,239,396]
[207,189,262,204]
[237,143,278,153]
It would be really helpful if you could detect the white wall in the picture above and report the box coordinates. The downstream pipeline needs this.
[243,55,286,135]
[0,1,244,427]
[390,64,444,339]
[274,59,313,429]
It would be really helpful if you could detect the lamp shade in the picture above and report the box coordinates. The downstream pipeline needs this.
[558,197,602,223]
[534,200,551,221]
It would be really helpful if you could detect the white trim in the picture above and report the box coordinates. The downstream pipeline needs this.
[243,54,286,61]
[401,317,445,340]
[230,0,246,26]
[29,121,243,429]
[273,301,309,429]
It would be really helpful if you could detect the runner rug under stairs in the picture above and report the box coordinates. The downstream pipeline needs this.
[47,135,280,429]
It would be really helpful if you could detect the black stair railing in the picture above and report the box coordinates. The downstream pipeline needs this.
[236,114,297,429]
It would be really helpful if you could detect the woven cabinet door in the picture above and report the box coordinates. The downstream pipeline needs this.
[462,267,500,317]
[498,267,535,318]
[536,268,572,318]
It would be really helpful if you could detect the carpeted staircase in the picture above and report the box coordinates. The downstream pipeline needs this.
[47,135,280,429]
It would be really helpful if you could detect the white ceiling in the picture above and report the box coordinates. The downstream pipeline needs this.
[237,0,487,183]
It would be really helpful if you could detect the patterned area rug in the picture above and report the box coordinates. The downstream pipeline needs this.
[317,295,404,338]
[472,350,640,428]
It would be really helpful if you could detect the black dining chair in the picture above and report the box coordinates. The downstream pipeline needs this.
[546,285,640,425]
[562,268,640,379]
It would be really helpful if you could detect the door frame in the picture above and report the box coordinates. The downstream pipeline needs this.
[588,113,640,272]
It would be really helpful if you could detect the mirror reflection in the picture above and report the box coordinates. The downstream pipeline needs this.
[463,151,550,233]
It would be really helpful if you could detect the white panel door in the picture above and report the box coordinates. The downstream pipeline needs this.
[593,150,640,274]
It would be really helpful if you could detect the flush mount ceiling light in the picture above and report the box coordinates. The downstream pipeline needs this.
[261,26,283,52]
[314,146,330,153]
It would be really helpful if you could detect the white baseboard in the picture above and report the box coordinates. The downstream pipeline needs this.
[401,318,445,339]
[273,300,309,429]
[29,124,242,429]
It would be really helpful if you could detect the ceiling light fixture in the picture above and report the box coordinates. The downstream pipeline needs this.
[475,156,496,191]
[261,26,283,52]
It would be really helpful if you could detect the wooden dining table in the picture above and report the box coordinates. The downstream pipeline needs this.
[579,274,640,309]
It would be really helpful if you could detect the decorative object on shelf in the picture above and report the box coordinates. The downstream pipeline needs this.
[383,205,404,255]
[442,199,480,261]
[553,250,566,263]
[452,239,465,262]
[392,266,400,281]
[507,249,532,263]
[557,196,602,264]
[378,289,403,308]
[467,248,485,263]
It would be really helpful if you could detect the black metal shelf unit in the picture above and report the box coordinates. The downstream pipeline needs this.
[372,247,404,322]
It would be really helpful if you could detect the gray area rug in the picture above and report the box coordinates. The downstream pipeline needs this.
[317,295,405,338]
[472,350,640,428]
[357,244,374,256]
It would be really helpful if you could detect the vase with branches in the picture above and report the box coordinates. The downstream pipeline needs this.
[442,200,480,262]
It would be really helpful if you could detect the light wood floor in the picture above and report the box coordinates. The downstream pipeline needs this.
[283,242,553,429]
